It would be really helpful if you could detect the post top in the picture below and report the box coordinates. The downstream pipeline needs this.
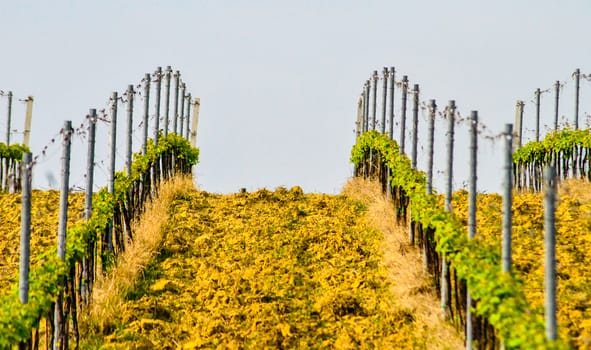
[402,75,408,81]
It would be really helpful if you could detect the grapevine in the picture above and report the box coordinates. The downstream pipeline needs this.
[84,187,422,349]
[351,130,568,349]
[0,133,199,346]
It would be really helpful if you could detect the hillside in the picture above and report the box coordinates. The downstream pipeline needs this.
[5,177,590,348]
[447,180,591,348]
[0,190,85,292]
[80,178,463,349]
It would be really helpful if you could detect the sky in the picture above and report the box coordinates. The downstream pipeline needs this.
[0,1,590,195]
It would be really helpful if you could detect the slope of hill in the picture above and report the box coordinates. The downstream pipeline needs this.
[0,190,85,293]
[343,178,464,349]
[448,179,591,348]
[80,179,463,349]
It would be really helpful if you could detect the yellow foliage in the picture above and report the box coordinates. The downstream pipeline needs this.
[0,190,85,293]
[81,176,195,338]
[88,186,422,349]
[449,179,591,348]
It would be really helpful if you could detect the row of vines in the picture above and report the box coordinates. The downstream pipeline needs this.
[514,128,591,192]
[0,133,199,348]
[0,143,30,193]
[449,186,591,348]
[351,130,568,349]
[83,187,423,348]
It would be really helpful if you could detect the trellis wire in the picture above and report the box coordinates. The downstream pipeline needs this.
[353,65,583,348]
[3,66,198,349]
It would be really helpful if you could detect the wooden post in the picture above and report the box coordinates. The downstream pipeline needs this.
[23,96,33,147]
[190,98,200,148]
[514,100,524,149]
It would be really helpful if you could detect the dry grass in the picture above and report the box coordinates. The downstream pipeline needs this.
[342,177,464,350]
[559,178,591,203]
[79,175,196,335]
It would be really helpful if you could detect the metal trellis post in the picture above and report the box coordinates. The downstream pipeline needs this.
[126,85,134,177]
[19,152,32,305]
[179,83,186,137]
[164,66,172,136]
[544,166,557,341]
[54,120,72,350]
[82,109,96,304]
[6,91,12,145]
[142,73,150,154]
[107,92,118,253]
[408,83,420,246]
[442,100,455,318]
[154,66,162,144]
[371,70,378,130]
[411,84,419,168]
[502,123,513,273]
[423,99,436,272]
[185,93,191,140]
[466,110,478,349]
[535,88,541,142]
[554,81,560,131]
[173,71,180,134]
[85,109,97,219]
[399,76,408,154]
[364,80,370,133]
[361,86,366,133]
[426,100,436,195]
[574,68,580,130]
[381,67,388,134]
[388,67,395,140]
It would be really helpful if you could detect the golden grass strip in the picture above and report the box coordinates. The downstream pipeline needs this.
[80,175,196,335]
[342,177,464,350]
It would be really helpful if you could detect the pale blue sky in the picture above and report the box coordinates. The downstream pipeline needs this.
[0,1,589,194]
